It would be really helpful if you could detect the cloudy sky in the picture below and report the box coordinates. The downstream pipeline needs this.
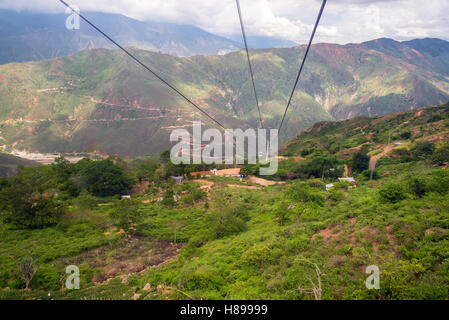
[0,0,448,44]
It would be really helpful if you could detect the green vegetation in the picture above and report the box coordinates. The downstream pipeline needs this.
[1,38,449,156]
[1,105,449,300]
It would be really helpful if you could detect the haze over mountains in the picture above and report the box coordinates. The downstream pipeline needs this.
[0,33,448,158]
[0,9,300,64]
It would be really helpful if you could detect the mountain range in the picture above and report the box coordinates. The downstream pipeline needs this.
[0,36,448,157]
[0,9,301,64]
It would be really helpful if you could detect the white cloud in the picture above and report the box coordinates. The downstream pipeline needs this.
[0,0,448,43]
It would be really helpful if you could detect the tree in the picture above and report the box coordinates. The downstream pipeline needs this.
[161,189,176,207]
[17,257,37,290]
[274,205,289,226]
[0,179,65,229]
[400,131,411,140]
[77,159,133,197]
[350,151,370,173]
[110,199,142,237]
[432,145,449,165]
[378,182,408,203]
[160,149,171,163]
[135,160,158,182]
[285,182,325,206]
[411,141,435,159]
[167,219,186,243]
[297,259,323,300]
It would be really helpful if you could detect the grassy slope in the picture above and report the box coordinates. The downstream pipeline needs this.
[281,103,449,157]
[2,165,448,300]
[1,105,449,300]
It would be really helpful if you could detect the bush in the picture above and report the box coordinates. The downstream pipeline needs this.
[378,182,408,203]
[411,141,435,159]
[17,257,37,290]
[0,183,65,229]
[274,204,290,226]
[76,159,133,197]
[407,176,428,198]
[241,244,273,268]
[162,189,176,207]
[308,179,325,189]
[207,208,247,239]
[432,145,449,165]
[362,169,379,180]
[426,170,449,195]
[350,151,370,173]
[328,189,344,202]
[286,183,325,206]
[74,190,98,210]
[399,131,411,139]
[110,199,142,236]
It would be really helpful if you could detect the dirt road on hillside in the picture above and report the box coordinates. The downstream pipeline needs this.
[369,144,395,170]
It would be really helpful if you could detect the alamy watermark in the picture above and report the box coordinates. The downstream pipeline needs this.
[66,265,80,290]
[65,5,80,30]
[170,121,278,175]
[365,265,380,290]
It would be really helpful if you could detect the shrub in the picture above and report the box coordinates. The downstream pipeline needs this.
[350,151,370,173]
[286,183,325,206]
[241,244,273,268]
[308,179,325,189]
[0,184,65,229]
[274,204,290,226]
[378,182,408,203]
[399,131,411,139]
[432,145,449,165]
[407,176,428,198]
[74,190,98,210]
[362,169,379,180]
[426,170,449,195]
[328,189,344,202]
[76,159,133,197]
[161,189,176,207]
[411,141,435,159]
[207,208,247,239]
[17,257,37,290]
[110,199,142,236]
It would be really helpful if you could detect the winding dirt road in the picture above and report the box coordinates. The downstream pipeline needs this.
[369,144,395,170]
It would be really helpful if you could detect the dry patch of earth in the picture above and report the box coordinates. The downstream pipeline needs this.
[59,236,183,286]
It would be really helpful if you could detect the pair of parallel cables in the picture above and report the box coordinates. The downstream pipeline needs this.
[58,0,327,133]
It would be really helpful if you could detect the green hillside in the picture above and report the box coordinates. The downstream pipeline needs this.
[281,102,449,158]
[1,103,449,300]
[0,38,448,157]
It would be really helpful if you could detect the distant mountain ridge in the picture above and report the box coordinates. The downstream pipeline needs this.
[0,9,241,63]
[0,37,448,157]
[0,9,301,64]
